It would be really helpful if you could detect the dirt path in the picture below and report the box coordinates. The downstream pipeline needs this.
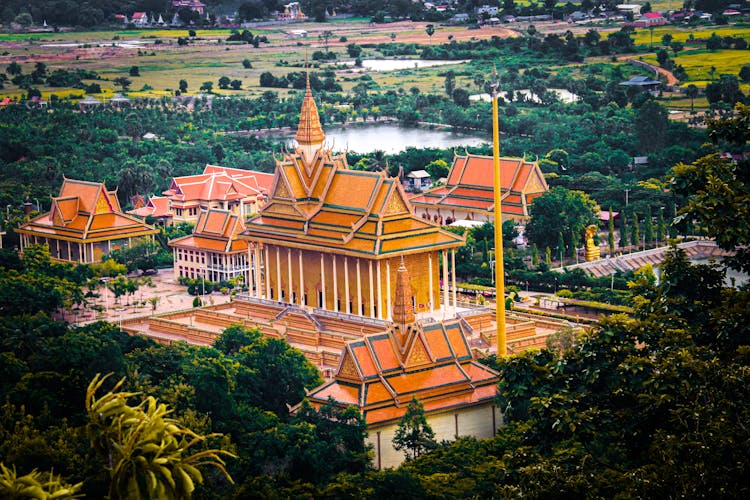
[622,57,680,85]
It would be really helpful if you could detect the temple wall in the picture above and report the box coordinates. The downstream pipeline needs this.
[367,402,500,469]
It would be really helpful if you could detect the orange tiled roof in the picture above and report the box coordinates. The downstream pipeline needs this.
[18,179,157,243]
[169,208,247,254]
[163,165,274,205]
[128,196,173,219]
[411,153,548,219]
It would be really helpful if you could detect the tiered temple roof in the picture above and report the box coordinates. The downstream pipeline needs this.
[18,178,157,243]
[303,262,499,426]
[241,79,464,258]
[409,153,548,220]
[169,208,248,254]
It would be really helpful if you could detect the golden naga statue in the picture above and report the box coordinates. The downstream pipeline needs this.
[585,224,600,262]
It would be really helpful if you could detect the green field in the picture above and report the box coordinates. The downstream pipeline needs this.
[630,23,750,45]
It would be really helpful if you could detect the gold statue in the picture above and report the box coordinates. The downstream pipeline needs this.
[585,224,600,262]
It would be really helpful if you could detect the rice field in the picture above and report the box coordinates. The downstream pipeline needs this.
[629,24,750,45]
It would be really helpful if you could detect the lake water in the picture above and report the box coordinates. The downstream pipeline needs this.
[282,123,490,154]
[341,59,470,72]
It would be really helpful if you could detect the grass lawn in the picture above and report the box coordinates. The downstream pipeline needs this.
[640,48,750,92]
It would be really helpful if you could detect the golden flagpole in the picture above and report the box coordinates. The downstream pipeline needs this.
[491,74,506,356]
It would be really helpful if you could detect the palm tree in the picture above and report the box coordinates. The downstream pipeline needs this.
[86,374,235,499]
[425,24,435,43]
[0,464,83,499]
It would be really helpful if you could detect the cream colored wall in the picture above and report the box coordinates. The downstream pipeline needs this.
[263,245,442,319]
[367,402,500,469]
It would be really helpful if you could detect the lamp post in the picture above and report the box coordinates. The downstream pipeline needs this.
[491,70,506,357]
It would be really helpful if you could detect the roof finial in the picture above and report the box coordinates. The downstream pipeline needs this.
[392,259,415,327]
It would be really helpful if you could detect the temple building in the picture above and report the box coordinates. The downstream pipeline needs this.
[409,153,548,224]
[301,262,501,468]
[133,165,274,225]
[17,179,157,263]
[169,208,250,283]
[239,80,465,320]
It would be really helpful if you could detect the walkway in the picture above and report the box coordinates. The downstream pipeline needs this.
[558,240,731,277]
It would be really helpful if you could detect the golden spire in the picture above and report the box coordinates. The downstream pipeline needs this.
[392,258,415,327]
[295,73,326,147]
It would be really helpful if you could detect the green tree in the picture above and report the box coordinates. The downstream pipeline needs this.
[85,375,234,500]
[670,104,750,272]
[129,66,139,77]
[6,62,22,75]
[393,397,436,460]
[113,77,132,91]
[319,30,333,52]
[444,70,456,98]
[525,187,599,253]
[218,76,231,89]
[200,81,213,93]
[637,100,669,153]
[242,59,252,69]
[425,159,449,180]
[631,211,640,247]
[644,205,654,246]
[178,79,188,93]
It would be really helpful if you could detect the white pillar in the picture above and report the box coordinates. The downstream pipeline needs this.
[376,260,383,319]
[320,253,326,309]
[451,248,457,312]
[276,247,281,302]
[79,243,83,263]
[67,241,72,261]
[428,252,435,313]
[254,245,261,298]
[287,248,293,304]
[265,245,271,299]
[368,260,375,318]
[356,258,362,316]
[386,259,392,320]
[332,254,338,312]
[442,250,449,313]
[298,249,304,305]
[344,257,350,314]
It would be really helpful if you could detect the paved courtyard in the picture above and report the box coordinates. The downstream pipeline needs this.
[70,268,233,326]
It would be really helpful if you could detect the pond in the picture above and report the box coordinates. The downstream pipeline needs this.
[340,59,470,72]
[279,123,490,154]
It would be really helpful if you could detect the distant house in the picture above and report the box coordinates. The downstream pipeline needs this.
[114,14,128,24]
[449,13,470,23]
[278,2,306,21]
[633,11,667,26]
[568,11,590,22]
[477,5,499,16]
[285,29,308,38]
[619,76,661,94]
[616,4,642,16]
[131,12,148,26]
[406,170,431,191]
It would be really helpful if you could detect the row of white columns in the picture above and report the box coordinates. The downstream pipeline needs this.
[247,244,459,320]
[19,234,128,264]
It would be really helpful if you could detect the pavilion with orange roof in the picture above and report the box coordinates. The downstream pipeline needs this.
[17,178,157,263]
[169,208,250,283]
[239,78,466,320]
[300,261,500,468]
[409,153,548,224]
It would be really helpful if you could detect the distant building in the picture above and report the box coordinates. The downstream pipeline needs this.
[169,208,250,283]
[131,12,148,26]
[278,2,306,21]
[410,153,549,224]
[616,4,642,16]
[160,165,275,225]
[172,0,206,15]
[619,75,661,94]
[17,179,157,263]
[405,170,431,191]
[633,11,667,26]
